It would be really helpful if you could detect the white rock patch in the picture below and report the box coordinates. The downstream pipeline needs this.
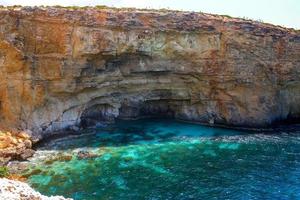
[0,178,72,200]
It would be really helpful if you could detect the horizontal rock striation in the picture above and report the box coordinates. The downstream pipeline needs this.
[0,7,300,139]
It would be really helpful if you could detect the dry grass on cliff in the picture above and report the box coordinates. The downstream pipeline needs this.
[1,4,297,31]
[0,5,294,22]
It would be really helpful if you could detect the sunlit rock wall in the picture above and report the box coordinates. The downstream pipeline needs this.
[0,7,299,138]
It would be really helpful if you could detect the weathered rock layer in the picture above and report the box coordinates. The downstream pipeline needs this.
[0,7,300,139]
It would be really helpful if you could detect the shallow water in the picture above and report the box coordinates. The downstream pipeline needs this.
[25,119,300,199]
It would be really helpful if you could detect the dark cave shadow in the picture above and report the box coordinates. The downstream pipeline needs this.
[35,118,300,151]
[35,118,251,151]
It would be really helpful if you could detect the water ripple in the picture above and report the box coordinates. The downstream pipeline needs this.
[25,119,300,200]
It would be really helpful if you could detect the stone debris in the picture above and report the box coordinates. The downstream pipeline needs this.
[0,131,35,166]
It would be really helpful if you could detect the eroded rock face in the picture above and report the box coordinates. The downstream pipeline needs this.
[0,7,299,138]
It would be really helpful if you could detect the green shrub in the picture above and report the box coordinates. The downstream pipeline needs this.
[95,5,110,9]
[0,166,9,178]
[221,15,233,18]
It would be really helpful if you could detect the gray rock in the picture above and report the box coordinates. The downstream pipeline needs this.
[20,149,35,160]
[77,151,97,160]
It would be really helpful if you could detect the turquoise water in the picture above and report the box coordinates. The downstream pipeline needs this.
[25,119,300,199]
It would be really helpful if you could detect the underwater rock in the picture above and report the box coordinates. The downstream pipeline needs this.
[77,151,98,160]
[44,154,73,165]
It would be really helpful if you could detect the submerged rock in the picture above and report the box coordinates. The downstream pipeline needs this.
[77,151,98,160]
[44,154,73,165]
[0,178,72,200]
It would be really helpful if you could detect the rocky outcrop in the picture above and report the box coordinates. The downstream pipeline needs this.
[0,178,71,199]
[0,131,34,165]
[0,6,299,139]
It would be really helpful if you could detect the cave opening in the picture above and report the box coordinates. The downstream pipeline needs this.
[79,99,189,129]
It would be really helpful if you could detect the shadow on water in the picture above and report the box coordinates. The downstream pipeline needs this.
[36,118,251,151]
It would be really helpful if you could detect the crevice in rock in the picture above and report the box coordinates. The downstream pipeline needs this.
[80,103,116,128]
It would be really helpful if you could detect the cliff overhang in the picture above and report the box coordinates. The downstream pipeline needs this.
[0,6,299,140]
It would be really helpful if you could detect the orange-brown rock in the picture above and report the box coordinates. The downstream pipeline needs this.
[0,6,299,139]
[0,131,34,165]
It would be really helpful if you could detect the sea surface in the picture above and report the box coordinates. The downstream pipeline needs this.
[24,119,300,200]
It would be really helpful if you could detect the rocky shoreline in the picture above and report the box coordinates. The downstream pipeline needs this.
[0,131,35,166]
[0,178,72,200]
[0,130,72,199]
[0,5,300,200]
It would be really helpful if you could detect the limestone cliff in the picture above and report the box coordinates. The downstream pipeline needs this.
[0,6,299,139]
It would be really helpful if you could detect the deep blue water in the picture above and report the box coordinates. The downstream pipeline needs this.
[25,119,300,200]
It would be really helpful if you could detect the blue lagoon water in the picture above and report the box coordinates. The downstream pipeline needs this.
[25,119,300,199]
